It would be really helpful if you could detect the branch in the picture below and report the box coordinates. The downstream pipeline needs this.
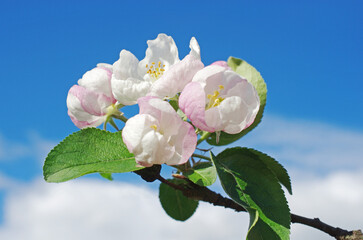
[175,176,362,239]
[134,168,362,239]
[135,169,363,240]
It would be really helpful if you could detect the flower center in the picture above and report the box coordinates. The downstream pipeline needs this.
[145,61,165,81]
[106,103,118,116]
[206,85,225,110]
[150,124,164,134]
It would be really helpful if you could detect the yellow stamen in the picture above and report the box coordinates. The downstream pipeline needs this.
[206,85,225,109]
[145,61,166,81]
[150,124,157,131]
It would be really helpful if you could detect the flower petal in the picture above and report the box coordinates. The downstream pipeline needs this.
[113,50,141,80]
[167,121,197,165]
[149,54,204,98]
[77,66,114,100]
[138,97,181,136]
[211,60,230,69]
[205,106,223,131]
[181,65,260,134]
[218,96,249,134]
[68,110,105,129]
[189,37,201,60]
[111,77,151,105]
[122,114,174,167]
[138,33,180,76]
[179,82,215,132]
[67,85,112,116]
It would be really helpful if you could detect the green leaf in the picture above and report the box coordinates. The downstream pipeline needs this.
[248,149,292,195]
[100,173,113,181]
[211,148,290,240]
[207,56,267,146]
[159,179,199,221]
[43,128,142,183]
[185,162,217,187]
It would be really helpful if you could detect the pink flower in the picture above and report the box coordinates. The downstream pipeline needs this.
[122,97,197,167]
[66,64,118,128]
[179,65,260,134]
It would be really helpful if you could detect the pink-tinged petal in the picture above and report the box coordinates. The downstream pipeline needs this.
[167,121,197,166]
[205,106,223,131]
[218,96,249,134]
[138,33,180,75]
[97,63,113,75]
[138,97,181,136]
[78,66,114,100]
[68,110,105,129]
[135,130,175,167]
[179,82,215,132]
[211,61,230,69]
[123,97,197,167]
[226,75,260,107]
[122,114,156,153]
[181,65,260,134]
[191,66,226,99]
[122,114,174,167]
[68,85,113,116]
[149,54,204,98]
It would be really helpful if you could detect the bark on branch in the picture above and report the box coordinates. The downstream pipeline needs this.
[134,168,362,240]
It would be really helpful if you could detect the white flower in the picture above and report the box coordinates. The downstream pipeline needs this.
[111,34,204,105]
[66,64,118,128]
[122,97,197,167]
[179,64,260,134]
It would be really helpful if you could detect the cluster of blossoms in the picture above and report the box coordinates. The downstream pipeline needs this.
[67,34,260,167]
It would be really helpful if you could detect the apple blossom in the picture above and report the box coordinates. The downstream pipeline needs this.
[66,64,119,128]
[122,97,197,167]
[179,64,260,135]
[211,60,230,68]
[111,34,204,105]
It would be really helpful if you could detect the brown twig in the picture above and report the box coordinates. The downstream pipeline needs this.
[134,168,362,239]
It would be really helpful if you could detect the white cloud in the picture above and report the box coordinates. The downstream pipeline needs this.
[288,169,363,240]
[0,134,30,161]
[0,179,248,240]
[0,131,56,164]
[206,115,363,173]
[0,115,362,239]
[0,170,362,240]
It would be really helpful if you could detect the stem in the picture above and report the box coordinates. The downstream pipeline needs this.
[108,118,120,131]
[290,214,356,239]
[197,131,211,145]
[112,113,128,123]
[144,171,361,239]
[156,175,185,191]
[192,153,211,161]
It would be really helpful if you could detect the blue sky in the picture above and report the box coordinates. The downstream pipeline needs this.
[0,1,362,239]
